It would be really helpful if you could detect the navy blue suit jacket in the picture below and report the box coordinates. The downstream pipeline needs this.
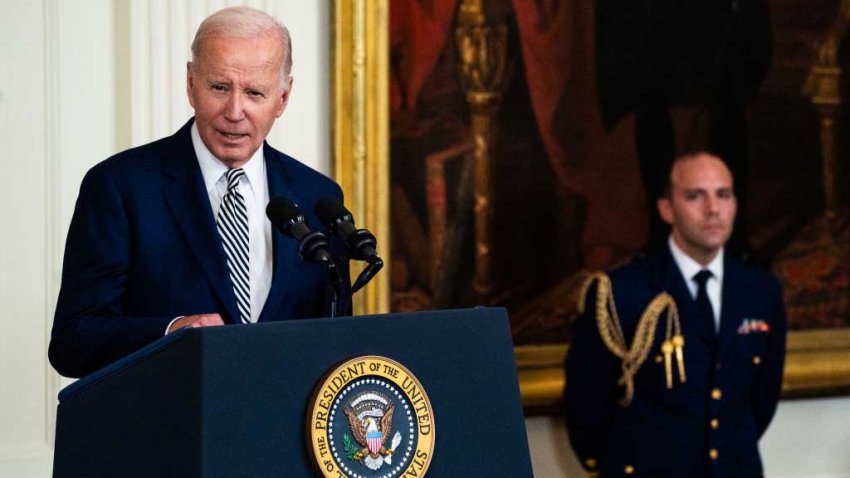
[50,119,351,378]
[564,248,786,477]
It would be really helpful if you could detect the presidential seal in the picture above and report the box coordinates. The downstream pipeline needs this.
[308,356,435,478]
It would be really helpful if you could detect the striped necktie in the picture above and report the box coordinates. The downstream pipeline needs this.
[217,168,250,324]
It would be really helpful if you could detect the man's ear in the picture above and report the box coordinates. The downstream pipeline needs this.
[657,197,674,225]
[186,62,196,109]
[276,76,293,118]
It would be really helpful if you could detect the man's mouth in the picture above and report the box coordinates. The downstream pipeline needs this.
[217,130,249,140]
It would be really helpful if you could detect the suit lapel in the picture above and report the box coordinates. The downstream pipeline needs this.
[258,144,299,322]
[160,120,240,323]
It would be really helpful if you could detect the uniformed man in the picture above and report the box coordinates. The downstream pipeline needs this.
[564,151,786,477]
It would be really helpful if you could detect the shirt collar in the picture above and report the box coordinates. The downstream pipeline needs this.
[668,235,724,284]
[191,122,265,193]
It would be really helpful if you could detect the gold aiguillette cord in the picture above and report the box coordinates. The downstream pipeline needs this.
[578,273,686,406]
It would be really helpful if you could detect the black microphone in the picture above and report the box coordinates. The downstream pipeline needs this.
[315,197,383,293]
[266,196,343,317]
[315,197,381,264]
[266,196,334,266]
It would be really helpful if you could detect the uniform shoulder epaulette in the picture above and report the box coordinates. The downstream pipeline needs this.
[578,272,686,406]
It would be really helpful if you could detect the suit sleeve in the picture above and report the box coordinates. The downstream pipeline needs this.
[49,166,173,378]
[752,277,787,437]
[563,284,620,473]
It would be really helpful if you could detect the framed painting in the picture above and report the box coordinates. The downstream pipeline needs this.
[332,0,850,412]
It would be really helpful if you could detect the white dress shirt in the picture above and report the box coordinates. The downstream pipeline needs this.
[192,123,272,323]
[668,236,724,332]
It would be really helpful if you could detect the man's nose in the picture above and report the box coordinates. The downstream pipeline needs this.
[224,93,245,121]
[705,195,720,215]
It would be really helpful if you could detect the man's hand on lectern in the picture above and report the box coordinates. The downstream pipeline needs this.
[166,313,225,334]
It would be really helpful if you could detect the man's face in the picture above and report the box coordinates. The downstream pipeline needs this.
[657,154,737,264]
[187,34,292,168]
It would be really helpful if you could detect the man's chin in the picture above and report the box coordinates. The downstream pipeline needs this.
[696,238,727,255]
[211,146,254,167]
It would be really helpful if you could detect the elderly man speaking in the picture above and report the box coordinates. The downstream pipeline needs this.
[50,6,349,378]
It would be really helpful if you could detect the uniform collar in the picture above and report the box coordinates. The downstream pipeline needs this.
[668,235,724,285]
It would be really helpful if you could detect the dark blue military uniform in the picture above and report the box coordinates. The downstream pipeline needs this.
[564,247,786,477]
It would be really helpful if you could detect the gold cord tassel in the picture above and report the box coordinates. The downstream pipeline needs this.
[579,272,685,407]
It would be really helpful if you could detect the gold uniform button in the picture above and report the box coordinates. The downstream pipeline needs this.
[624,465,635,474]
[710,418,719,429]
[655,354,663,363]
[709,449,719,460]
[753,355,762,365]
[585,458,597,469]
[711,388,722,400]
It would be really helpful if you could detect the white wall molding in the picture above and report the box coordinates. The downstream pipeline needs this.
[0,447,53,463]
[42,0,62,449]
[0,0,49,463]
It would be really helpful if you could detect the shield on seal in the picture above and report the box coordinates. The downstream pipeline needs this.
[366,430,383,455]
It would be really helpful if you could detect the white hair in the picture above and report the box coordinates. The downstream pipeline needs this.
[190,6,292,87]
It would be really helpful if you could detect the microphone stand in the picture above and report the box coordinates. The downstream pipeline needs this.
[324,252,381,316]
[293,229,342,318]
[315,227,382,312]
[318,257,342,318]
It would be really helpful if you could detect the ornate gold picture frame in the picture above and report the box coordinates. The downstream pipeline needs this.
[331,1,850,412]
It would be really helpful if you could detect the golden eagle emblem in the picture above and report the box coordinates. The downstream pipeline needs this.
[307,356,435,477]
[343,392,403,471]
